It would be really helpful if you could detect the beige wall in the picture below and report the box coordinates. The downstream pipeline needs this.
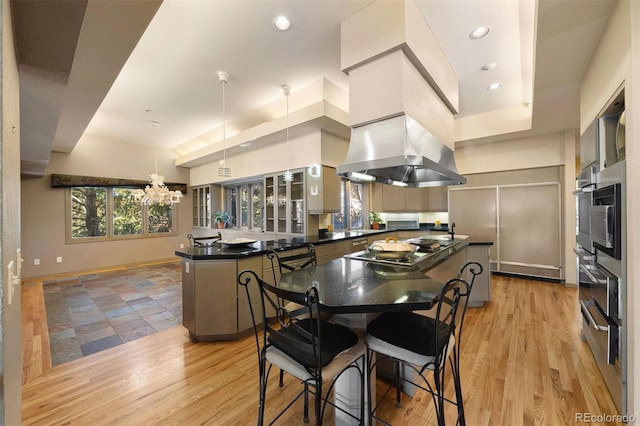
[189,131,323,186]
[20,136,191,279]
[580,0,637,413]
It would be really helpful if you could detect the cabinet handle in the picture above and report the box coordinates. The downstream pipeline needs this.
[580,300,608,332]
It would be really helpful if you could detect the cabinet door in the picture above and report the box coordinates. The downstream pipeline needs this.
[307,165,340,213]
[425,186,448,211]
[289,171,305,234]
[499,184,561,278]
[277,175,287,233]
[264,176,275,232]
[382,184,406,212]
[405,187,423,212]
[449,188,498,267]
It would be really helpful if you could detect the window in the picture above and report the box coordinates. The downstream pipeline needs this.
[332,180,364,231]
[67,186,177,243]
[225,181,262,230]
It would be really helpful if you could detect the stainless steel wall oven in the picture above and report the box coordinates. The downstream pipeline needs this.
[577,160,626,413]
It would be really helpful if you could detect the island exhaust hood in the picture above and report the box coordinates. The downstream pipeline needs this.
[337,114,466,187]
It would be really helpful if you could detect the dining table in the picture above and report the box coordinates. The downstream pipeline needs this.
[278,256,449,425]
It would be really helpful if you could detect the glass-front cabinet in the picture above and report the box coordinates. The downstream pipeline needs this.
[264,170,305,235]
[192,185,211,227]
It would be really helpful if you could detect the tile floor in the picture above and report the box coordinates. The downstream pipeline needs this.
[43,262,182,366]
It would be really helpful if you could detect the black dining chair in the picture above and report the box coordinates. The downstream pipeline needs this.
[238,269,366,425]
[186,232,222,246]
[449,261,483,426]
[365,276,467,426]
[267,244,327,389]
[267,244,317,281]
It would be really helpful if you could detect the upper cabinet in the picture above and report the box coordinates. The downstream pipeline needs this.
[306,165,341,214]
[192,185,211,227]
[264,170,305,235]
[371,183,448,212]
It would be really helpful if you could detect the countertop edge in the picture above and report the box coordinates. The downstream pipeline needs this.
[175,229,492,260]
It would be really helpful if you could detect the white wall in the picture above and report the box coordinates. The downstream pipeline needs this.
[21,136,191,279]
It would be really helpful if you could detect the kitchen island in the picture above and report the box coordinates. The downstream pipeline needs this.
[175,230,492,341]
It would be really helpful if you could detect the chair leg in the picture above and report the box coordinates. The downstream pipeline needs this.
[315,382,322,426]
[303,384,309,423]
[279,369,284,387]
[394,360,402,408]
[258,358,267,426]
[451,353,466,426]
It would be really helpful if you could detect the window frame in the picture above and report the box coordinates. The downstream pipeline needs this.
[65,186,179,244]
[332,179,366,231]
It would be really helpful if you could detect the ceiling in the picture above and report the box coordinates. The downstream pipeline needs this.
[13,0,616,176]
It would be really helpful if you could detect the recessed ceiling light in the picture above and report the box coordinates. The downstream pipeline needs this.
[481,62,497,71]
[487,83,502,91]
[150,121,160,127]
[469,26,491,40]
[273,15,291,31]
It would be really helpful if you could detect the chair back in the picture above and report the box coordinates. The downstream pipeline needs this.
[267,244,317,284]
[187,232,222,246]
[454,261,484,345]
[238,269,325,376]
[432,277,464,368]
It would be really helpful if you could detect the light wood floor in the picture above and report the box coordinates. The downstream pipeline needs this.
[22,272,621,425]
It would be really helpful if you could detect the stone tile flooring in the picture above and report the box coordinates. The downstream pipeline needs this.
[43,262,182,366]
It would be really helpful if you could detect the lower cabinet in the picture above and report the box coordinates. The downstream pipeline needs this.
[422,244,491,307]
[181,256,263,341]
[450,172,562,280]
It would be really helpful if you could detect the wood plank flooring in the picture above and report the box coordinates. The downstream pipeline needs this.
[22,272,621,425]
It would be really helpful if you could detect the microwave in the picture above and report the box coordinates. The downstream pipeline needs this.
[589,183,622,260]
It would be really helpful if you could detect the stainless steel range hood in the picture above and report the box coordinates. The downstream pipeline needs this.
[337,114,466,187]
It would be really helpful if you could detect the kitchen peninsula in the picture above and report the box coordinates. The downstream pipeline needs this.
[175,230,492,341]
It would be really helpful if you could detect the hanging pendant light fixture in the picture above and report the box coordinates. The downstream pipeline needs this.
[218,71,231,177]
[282,84,293,182]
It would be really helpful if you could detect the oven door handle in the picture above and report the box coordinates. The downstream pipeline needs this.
[573,183,596,195]
[579,264,605,284]
[580,300,608,332]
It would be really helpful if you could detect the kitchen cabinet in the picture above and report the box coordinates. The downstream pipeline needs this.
[192,185,211,227]
[306,165,341,213]
[315,241,350,264]
[449,168,562,280]
[181,256,263,341]
[371,183,447,212]
[424,186,448,211]
[264,170,305,235]
[371,183,426,212]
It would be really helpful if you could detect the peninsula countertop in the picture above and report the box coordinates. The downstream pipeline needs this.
[174,229,493,261]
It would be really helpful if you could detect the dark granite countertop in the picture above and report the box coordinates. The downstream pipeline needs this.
[275,259,445,314]
[175,229,492,260]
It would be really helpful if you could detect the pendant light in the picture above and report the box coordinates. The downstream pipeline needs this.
[218,71,231,177]
[282,84,293,182]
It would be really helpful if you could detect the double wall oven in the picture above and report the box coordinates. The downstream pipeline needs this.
[576,159,626,413]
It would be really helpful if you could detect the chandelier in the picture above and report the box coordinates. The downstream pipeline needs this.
[132,169,182,206]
